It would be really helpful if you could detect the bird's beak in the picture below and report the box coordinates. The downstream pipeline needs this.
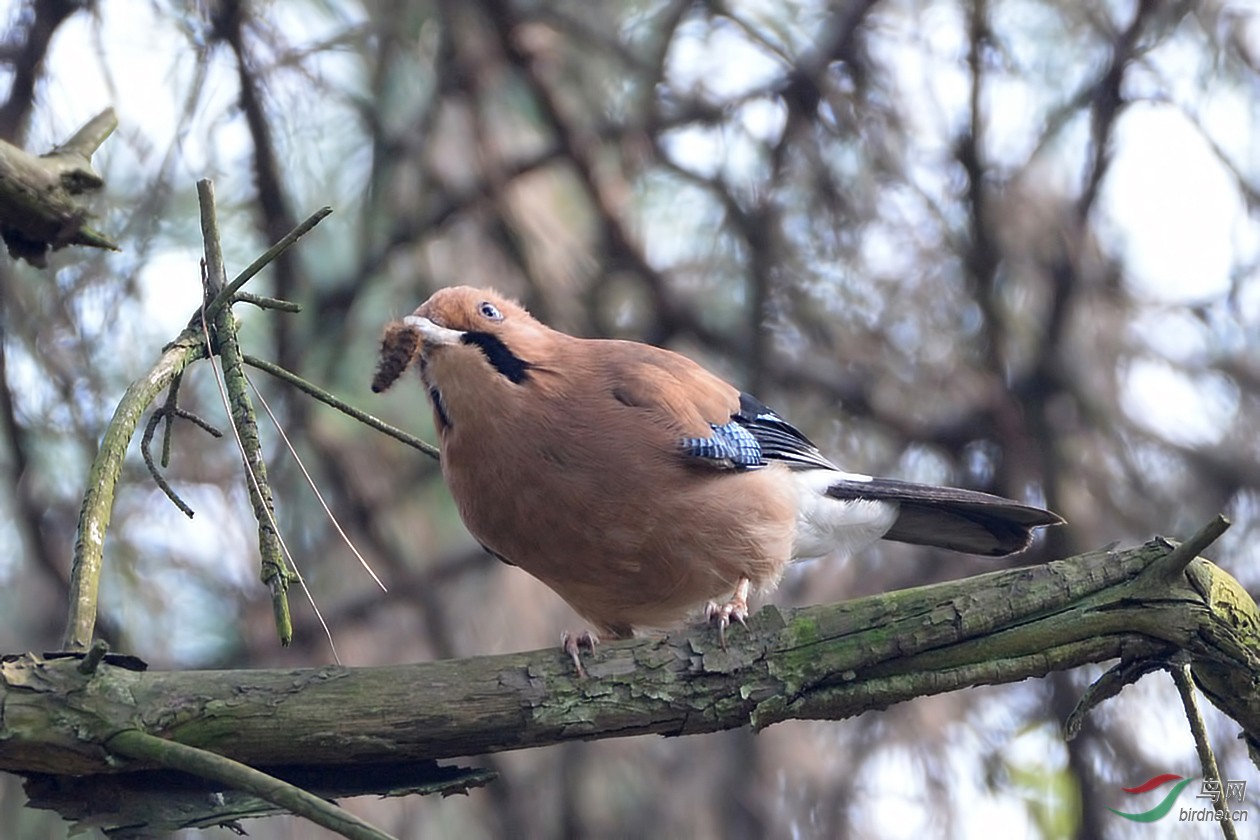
[404,315,464,347]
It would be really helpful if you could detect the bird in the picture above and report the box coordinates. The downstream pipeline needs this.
[374,285,1063,674]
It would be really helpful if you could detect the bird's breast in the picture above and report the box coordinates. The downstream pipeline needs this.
[438,402,799,633]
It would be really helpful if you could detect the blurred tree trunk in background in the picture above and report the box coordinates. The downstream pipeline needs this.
[0,1,1257,838]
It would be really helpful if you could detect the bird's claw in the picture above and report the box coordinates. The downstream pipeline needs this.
[706,577,750,649]
[561,629,599,678]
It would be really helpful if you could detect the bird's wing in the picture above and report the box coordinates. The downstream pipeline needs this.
[598,341,836,471]
[600,339,741,431]
[726,392,839,471]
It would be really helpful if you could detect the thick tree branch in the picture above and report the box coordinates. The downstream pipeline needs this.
[0,107,118,264]
[9,533,1259,834]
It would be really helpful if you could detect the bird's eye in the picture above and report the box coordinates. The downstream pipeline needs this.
[478,302,503,321]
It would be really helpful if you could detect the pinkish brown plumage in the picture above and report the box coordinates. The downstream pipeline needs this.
[390,286,1062,671]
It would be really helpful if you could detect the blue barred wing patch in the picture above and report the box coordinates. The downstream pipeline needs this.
[679,393,839,471]
[681,421,764,468]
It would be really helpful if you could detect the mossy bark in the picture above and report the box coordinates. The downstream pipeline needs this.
[9,540,1259,793]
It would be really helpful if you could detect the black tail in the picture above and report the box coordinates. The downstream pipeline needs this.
[825,477,1064,556]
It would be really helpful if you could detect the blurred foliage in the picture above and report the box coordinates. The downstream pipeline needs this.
[1,0,1258,837]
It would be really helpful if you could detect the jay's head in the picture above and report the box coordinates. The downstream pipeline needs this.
[406,286,551,385]
[374,286,561,430]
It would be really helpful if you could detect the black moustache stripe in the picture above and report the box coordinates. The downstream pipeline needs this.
[460,331,532,384]
[429,386,452,430]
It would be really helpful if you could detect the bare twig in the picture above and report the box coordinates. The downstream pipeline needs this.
[234,291,302,312]
[1172,662,1238,840]
[246,373,388,591]
[105,729,397,840]
[201,204,333,322]
[51,108,117,159]
[75,639,110,676]
[140,410,196,518]
[1142,515,1232,585]
[61,327,207,651]
[158,371,182,469]
[141,402,223,518]
[197,179,295,646]
[243,353,440,459]
[1077,0,1159,222]
[60,182,333,653]
[1064,658,1168,740]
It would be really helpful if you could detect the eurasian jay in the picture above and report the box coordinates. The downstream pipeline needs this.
[375,286,1063,671]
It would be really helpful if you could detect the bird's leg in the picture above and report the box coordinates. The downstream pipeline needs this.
[560,629,599,678]
[705,576,751,649]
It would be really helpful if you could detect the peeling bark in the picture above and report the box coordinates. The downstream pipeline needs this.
[2,538,1257,836]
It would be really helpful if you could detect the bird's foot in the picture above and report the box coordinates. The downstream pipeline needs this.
[561,629,599,678]
[705,577,751,649]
